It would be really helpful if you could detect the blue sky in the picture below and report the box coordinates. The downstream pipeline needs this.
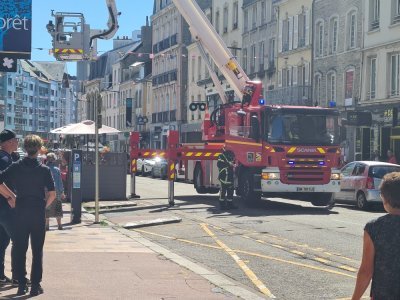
[31,0,154,75]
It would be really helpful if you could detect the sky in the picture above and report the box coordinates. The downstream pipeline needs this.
[31,0,154,76]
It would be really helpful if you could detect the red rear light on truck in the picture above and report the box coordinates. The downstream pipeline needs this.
[366,177,375,189]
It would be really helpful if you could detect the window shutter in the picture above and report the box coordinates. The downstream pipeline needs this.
[278,70,282,87]
[293,15,299,49]
[305,10,310,46]
[289,16,293,50]
[305,63,310,84]
[279,20,283,53]
[292,66,298,85]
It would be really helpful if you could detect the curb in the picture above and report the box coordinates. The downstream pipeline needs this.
[123,216,182,228]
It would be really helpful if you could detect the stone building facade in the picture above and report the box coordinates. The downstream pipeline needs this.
[312,0,363,162]
[242,0,277,98]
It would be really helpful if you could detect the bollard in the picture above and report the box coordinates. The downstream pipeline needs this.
[168,179,174,206]
[130,174,140,198]
[130,133,141,199]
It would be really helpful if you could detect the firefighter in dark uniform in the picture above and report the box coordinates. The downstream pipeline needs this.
[0,129,19,285]
[0,135,55,296]
[217,146,237,210]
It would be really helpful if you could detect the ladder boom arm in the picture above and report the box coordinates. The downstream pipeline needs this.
[90,0,119,45]
[172,0,249,100]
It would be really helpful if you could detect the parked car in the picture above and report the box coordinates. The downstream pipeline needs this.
[136,158,156,176]
[151,157,168,179]
[335,161,400,210]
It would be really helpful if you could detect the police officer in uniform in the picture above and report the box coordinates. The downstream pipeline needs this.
[217,146,237,210]
[0,129,19,284]
[0,135,55,296]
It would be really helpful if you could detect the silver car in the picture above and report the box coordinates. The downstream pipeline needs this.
[335,161,400,210]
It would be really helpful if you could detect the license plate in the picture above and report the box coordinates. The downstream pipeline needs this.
[296,187,315,192]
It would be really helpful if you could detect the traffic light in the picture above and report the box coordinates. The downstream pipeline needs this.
[97,95,102,114]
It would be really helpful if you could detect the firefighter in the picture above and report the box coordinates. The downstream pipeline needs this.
[217,146,237,210]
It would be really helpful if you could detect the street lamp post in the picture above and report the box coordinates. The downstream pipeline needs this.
[94,93,102,223]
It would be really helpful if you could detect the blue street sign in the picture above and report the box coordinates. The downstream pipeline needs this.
[0,0,32,59]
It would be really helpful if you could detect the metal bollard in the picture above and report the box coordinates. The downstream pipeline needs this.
[168,179,174,206]
[130,172,140,199]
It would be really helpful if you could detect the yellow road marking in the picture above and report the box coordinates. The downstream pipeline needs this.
[234,249,356,279]
[200,223,276,298]
[135,229,356,279]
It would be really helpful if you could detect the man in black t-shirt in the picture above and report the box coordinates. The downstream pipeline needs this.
[0,135,55,296]
[0,129,19,284]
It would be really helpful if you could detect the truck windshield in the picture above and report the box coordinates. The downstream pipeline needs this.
[266,112,339,146]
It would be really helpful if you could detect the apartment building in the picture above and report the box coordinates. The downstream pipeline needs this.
[0,60,75,142]
[359,0,400,161]
[313,0,363,162]
[151,0,185,149]
[272,0,312,105]
[242,0,277,97]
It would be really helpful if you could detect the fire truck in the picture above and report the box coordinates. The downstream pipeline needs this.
[171,0,341,207]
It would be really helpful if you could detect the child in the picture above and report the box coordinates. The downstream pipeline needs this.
[352,172,400,299]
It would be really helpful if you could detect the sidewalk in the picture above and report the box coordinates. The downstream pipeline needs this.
[0,204,259,300]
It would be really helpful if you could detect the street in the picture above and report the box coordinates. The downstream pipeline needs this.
[99,176,382,300]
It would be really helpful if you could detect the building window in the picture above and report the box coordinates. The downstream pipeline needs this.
[315,21,324,57]
[330,17,338,54]
[233,2,239,29]
[348,12,356,49]
[269,38,275,66]
[242,48,248,72]
[215,10,220,34]
[244,10,248,32]
[259,41,265,71]
[314,74,322,105]
[191,57,195,82]
[252,5,257,29]
[392,0,400,23]
[327,72,336,103]
[282,18,290,52]
[369,57,377,99]
[298,11,307,47]
[223,6,228,33]
[250,44,256,74]
[390,53,400,97]
[369,0,380,30]
[261,1,266,24]
[197,56,202,81]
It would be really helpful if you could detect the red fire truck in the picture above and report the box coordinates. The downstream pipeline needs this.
[170,0,341,207]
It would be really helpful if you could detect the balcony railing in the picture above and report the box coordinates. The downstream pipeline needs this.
[266,86,312,106]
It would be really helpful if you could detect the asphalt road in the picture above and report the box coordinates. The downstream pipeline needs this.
[104,176,384,300]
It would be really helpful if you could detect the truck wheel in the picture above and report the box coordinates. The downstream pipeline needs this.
[194,164,207,194]
[241,171,261,205]
[311,193,333,207]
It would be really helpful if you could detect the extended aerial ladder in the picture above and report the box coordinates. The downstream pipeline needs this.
[46,0,119,61]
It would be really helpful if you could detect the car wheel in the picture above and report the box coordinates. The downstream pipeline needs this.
[356,192,369,210]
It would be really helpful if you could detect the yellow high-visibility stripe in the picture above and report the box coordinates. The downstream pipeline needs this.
[226,139,262,147]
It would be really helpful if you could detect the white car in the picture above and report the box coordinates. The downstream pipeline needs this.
[136,158,156,176]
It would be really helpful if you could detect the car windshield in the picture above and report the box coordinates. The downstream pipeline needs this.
[369,166,400,179]
[266,112,339,146]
